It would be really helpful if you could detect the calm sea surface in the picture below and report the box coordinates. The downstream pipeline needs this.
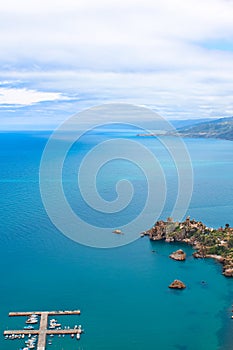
[0,130,233,350]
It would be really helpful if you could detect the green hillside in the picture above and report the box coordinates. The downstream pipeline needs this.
[178,117,233,141]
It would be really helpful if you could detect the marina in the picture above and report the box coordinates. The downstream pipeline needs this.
[3,310,84,350]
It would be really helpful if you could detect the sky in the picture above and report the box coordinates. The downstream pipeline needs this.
[0,0,233,129]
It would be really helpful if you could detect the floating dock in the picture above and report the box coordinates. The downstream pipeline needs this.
[9,310,81,317]
[4,310,82,350]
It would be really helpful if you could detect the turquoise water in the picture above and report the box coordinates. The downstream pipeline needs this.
[0,130,233,350]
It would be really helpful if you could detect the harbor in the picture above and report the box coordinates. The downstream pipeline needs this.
[3,310,84,350]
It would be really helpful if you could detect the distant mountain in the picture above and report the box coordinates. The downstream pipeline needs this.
[177,117,233,141]
[169,118,215,129]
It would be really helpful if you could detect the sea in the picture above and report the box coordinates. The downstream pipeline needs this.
[0,127,233,350]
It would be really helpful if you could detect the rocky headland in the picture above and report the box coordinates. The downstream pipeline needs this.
[143,217,233,277]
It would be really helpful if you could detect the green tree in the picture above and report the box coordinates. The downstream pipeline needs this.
[228,238,233,248]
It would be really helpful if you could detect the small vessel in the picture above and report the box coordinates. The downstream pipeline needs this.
[113,229,122,234]
[71,334,74,338]
[78,325,83,333]
[49,318,62,329]
[76,333,80,340]
[26,319,38,324]
[24,326,34,330]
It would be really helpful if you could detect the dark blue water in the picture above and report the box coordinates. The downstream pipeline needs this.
[0,130,233,350]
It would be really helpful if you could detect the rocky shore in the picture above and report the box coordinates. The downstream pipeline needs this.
[143,217,233,277]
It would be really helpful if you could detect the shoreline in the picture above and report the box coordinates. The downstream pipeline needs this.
[142,217,233,277]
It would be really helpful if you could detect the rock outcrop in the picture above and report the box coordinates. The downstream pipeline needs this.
[169,249,186,261]
[223,268,233,277]
[169,280,186,289]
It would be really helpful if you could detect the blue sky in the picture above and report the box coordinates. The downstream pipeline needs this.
[0,0,233,129]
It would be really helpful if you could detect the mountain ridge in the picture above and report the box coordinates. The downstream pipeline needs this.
[177,116,233,141]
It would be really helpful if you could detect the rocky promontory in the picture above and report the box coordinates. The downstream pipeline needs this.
[143,217,233,277]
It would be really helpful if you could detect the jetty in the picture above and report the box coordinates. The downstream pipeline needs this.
[3,310,83,350]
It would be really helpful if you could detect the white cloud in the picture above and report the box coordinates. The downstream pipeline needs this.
[0,0,233,128]
[1,0,233,70]
[0,87,67,106]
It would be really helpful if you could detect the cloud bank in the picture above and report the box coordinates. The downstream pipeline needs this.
[0,0,233,128]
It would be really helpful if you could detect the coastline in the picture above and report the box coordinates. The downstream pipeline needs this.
[142,217,233,277]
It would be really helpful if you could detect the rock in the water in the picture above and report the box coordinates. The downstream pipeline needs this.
[192,252,202,258]
[169,279,186,289]
[223,268,233,277]
[169,249,186,261]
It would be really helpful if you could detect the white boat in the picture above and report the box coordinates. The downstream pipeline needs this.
[50,322,61,328]
[26,319,38,324]
[24,326,34,330]
[76,333,80,340]
[50,318,58,323]
[113,229,122,234]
